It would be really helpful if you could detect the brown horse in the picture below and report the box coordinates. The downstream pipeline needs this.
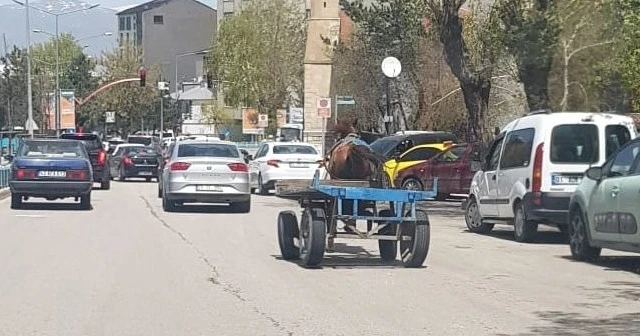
[323,119,386,186]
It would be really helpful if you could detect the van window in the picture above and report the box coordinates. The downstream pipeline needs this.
[500,128,535,169]
[485,137,505,171]
[550,125,599,164]
[605,125,632,159]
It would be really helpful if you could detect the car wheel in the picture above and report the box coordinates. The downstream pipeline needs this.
[80,194,92,210]
[258,175,269,195]
[119,166,127,182]
[101,179,111,190]
[162,191,177,212]
[402,177,423,191]
[465,196,494,234]
[231,200,251,213]
[513,202,538,243]
[10,193,22,210]
[568,208,601,261]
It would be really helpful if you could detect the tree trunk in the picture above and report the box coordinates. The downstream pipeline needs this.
[460,78,491,150]
[520,62,552,112]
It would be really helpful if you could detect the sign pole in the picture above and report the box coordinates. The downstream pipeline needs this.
[322,116,327,156]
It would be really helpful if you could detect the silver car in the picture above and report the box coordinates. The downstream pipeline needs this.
[158,140,250,212]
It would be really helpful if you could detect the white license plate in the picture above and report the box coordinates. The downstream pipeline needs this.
[138,171,153,176]
[196,185,222,192]
[289,163,309,168]
[200,173,225,179]
[38,170,66,177]
[552,175,582,185]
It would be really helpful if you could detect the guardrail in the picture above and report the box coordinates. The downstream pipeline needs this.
[0,165,10,189]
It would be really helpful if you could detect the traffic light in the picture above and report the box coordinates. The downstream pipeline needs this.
[206,72,213,89]
[139,66,147,87]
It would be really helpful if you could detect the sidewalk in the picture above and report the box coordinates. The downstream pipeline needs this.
[0,188,8,201]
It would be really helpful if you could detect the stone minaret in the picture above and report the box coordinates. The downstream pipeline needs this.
[304,0,340,152]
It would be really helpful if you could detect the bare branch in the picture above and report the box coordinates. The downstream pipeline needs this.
[568,40,615,60]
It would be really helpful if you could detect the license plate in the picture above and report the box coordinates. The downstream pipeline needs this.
[552,174,582,185]
[38,170,66,177]
[289,163,309,168]
[196,185,222,192]
[138,171,153,176]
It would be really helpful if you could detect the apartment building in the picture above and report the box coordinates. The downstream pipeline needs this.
[116,0,217,88]
[217,0,311,25]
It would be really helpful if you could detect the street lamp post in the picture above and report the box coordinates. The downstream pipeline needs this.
[24,0,34,137]
[16,1,100,136]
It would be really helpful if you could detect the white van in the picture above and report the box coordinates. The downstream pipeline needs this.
[465,111,637,242]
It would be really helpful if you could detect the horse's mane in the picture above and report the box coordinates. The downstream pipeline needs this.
[331,119,356,139]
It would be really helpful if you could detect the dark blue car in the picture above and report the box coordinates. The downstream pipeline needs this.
[6,139,93,210]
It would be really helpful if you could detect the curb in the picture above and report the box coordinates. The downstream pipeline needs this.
[0,188,9,201]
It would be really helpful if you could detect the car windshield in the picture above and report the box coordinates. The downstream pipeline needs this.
[177,143,239,158]
[18,141,85,158]
[272,145,317,155]
[280,128,301,141]
[128,136,153,146]
[59,134,101,150]
[126,147,158,156]
[370,137,400,158]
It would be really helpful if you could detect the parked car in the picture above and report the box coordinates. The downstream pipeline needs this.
[110,146,161,181]
[59,133,111,190]
[159,140,250,212]
[248,141,322,195]
[370,131,458,160]
[567,137,640,261]
[394,143,482,200]
[383,142,454,188]
[465,111,637,242]
[6,139,93,210]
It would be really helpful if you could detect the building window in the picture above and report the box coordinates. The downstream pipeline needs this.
[119,32,124,43]
[306,9,310,18]
[125,33,130,44]
[119,17,126,30]
[223,12,233,18]
[154,15,164,24]
[125,16,132,30]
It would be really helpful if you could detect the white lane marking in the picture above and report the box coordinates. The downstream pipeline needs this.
[14,214,46,218]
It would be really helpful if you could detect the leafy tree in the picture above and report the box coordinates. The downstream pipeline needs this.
[210,0,306,132]
[0,46,30,128]
[340,0,428,132]
[93,44,159,135]
[496,0,559,111]
[424,0,502,147]
[614,0,640,111]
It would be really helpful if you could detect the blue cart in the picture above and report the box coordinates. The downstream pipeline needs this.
[275,170,438,268]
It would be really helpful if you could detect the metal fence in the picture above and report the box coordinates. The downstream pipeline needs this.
[0,165,9,189]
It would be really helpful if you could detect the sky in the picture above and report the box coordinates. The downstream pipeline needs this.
[0,0,215,11]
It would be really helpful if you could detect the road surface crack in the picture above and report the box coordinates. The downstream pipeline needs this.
[140,196,293,336]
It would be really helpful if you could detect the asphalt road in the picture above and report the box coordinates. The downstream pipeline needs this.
[0,181,638,335]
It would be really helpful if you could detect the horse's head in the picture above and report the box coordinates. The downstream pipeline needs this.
[331,118,359,139]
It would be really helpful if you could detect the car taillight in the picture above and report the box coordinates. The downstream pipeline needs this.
[267,160,280,167]
[15,169,36,180]
[66,170,87,180]
[97,149,107,166]
[170,162,191,171]
[228,162,248,172]
[532,142,544,206]
[123,156,133,166]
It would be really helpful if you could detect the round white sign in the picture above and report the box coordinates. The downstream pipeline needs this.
[381,56,402,78]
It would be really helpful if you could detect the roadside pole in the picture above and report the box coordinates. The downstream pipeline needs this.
[317,97,332,155]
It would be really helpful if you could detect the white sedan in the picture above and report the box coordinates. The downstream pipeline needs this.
[248,142,322,195]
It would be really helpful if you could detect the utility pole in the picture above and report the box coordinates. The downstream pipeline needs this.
[25,0,34,137]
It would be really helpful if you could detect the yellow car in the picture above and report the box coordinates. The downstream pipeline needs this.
[383,142,454,187]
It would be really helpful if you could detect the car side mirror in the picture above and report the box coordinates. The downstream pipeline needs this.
[3,155,13,163]
[585,166,603,181]
[470,160,482,172]
[247,155,253,161]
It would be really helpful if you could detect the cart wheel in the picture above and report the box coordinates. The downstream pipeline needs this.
[377,209,397,262]
[299,207,326,267]
[399,210,431,268]
[278,211,300,260]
